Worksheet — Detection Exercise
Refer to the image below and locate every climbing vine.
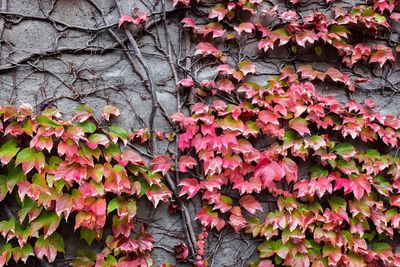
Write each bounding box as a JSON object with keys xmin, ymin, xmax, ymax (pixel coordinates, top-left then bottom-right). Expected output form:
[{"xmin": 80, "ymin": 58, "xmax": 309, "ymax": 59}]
[
  {"xmin": 0, "ymin": 0, "xmax": 400, "ymax": 266},
  {"xmin": 0, "ymin": 105, "xmax": 171, "ymax": 266}
]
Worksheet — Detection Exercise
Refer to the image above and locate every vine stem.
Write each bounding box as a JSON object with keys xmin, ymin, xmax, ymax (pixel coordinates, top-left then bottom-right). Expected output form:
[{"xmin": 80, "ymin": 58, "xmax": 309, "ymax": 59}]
[
  {"xmin": 113, "ymin": 0, "xmax": 198, "ymax": 258},
  {"xmin": 0, "ymin": 0, "xmax": 7, "ymax": 65},
  {"xmin": 113, "ymin": 0, "xmax": 158, "ymax": 155},
  {"xmin": 159, "ymin": 0, "xmax": 198, "ymax": 256}
]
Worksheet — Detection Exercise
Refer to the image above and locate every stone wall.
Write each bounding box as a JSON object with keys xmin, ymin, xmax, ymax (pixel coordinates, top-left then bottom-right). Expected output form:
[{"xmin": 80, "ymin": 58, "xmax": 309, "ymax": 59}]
[{"xmin": 0, "ymin": 0, "xmax": 399, "ymax": 266}]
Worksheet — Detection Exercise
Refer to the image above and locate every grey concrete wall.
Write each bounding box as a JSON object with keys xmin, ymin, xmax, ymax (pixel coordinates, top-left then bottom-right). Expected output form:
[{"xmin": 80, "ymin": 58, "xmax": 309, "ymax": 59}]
[{"xmin": 0, "ymin": 0, "xmax": 399, "ymax": 266}]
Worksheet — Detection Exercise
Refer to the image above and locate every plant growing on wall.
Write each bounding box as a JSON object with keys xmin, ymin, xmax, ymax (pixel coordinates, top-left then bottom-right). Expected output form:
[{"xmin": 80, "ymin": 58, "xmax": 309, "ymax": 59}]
[{"xmin": 0, "ymin": 0, "xmax": 400, "ymax": 266}]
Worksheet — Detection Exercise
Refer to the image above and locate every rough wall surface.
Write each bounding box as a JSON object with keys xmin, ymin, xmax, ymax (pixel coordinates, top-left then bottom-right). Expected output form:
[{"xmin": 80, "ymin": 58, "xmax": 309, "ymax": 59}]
[{"xmin": 0, "ymin": 0, "xmax": 399, "ymax": 266}]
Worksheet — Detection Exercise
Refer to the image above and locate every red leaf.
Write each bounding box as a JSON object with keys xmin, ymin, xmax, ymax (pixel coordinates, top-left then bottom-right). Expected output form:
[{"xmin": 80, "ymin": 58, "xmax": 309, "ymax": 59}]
[
  {"xmin": 228, "ymin": 207, "xmax": 247, "ymax": 233},
  {"xmin": 196, "ymin": 22, "xmax": 226, "ymax": 38},
  {"xmin": 217, "ymin": 79, "xmax": 235, "ymax": 93},
  {"xmin": 280, "ymin": 10, "xmax": 298, "ymax": 21},
  {"xmin": 34, "ymin": 234, "xmax": 64, "ymax": 263},
  {"xmin": 217, "ymin": 64, "xmax": 235, "ymax": 75},
  {"xmin": 234, "ymin": 22, "xmax": 255, "ymax": 34},
  {"xmin": 195, "ymin": 42, "xmax": 221, "ymax": 57},
  {"xmin": 209, "ymin": 4, "xmax": 228, "ymax": 21},
  {"xmin": 151, "ymin": 155, "xmax": 173, "ymax": 176},
  {"xmin": 87, "ymin": 133, "xmax": 109, "ymax": 149},
  {"xmin": 175, "ymin": 242, "xmax": 189, "ymax": 261},
  {"xmin": 177, "ymin": 78, "xmax": 194, "ymax": 88},
  {"xmin": 355, "ymin": 77, "xmax": 369, "ymax": 83},
  {"xmin": 280, "ymin": 157, "xmax": 298, "ymax": 183},
  {"xmin": 289, "ymin": 118, "xmax": 310, "ymax": 136},
  {"xmin": 55, "ymin": 194, "xmax": 73, "ymax": 220},
  {"xmin": 254, "ymin": 159, "xmax": 284, "ymax": 187},
  {"xmin": 173, "ymin": 0, "xmax": 190, "ymax": 7},
  {"xmin": 145, "ymin": 185, "xmax": 172, "ymax": 207},
  {"xmin": 57, "ymin": 140, "xmax": 78, "ymax": 158},
  {"xmin": 136, "ymin": 230, "xmax": 154, "ymax": 253},
  {"xmin": 233, "ymin": 176, "xmax": 262, "ymax": 195},
  {"xmin": 370, "ymin": 48, "xmax": 395, "ymax": 67},
  {"xmin": 374, "ymin": 0, "xmax": 395, "ymax": 13},
  {"xmin": 102, "ymin": 105, "xmax": 120, "ymax": 121},
  {"xmin": 258, "ymin": 110, "xmax": 279, "ymax": 125},
  {"xmin": 238, "ymin": 61, "xmax": 256, "ymax": 76},
  {"xmin": 103, "ymin": 163, "xmax": 131, "ymax": 195},
  {"xmin": 178, "ymin": 155, "xmax": 197, "ymax": 172},
  {"xmin": 296, "ymin": 30, "xmax": 317, "ymax": 47},
  {"xmin": 181, "ymin": 17, "xmax": 196, "ymax": 28},
  {"xmin": 179, "ymin": 178, "xmax": 200, "ymax": 199},
  {"xmin": 118, "ymin": 150, "xmax": 144, "ymax": 167},
  {"xmin": 119, "ymin": 15, "xmax": 135, "ymax": 27},
  {"xmin": 239, "ymin": 195, "xmax": 263, "ymax": 214},
  {"xmin": 15, "ymin": 148, "xmax": 46, "ymax": 175},
  {"xmin": 334, "ymin": 174, "xmax": 371, "ymax": 200},
  {"xmin": 195, "ymin": 206, "xmax": 225, "ymax": 230},
  {"xmin": 390, "ymin": 12, "xmax": 400, "ymax": 22},
  {"xmin": 55, "ymin": 162, "xmax": 87, "ymax": 185}
]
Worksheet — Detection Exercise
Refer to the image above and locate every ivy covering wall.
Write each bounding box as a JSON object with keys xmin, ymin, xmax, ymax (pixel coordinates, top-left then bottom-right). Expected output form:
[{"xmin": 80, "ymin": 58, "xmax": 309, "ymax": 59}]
[{"xmin": 0, "ymin": 0, "xmax": 400, "ymax": 266}]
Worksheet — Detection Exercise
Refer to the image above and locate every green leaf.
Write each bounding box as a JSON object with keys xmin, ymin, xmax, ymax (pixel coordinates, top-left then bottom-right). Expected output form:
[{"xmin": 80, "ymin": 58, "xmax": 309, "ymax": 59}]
[
  {"xmin": 23, "ymin": 120, "xmax": 33, "ymax": 136},
  {"xmin": 15, "ymin": 148, "xmax": 45, "ymax": 174},
  {"xmin": 6, "ymin": 165, "xmax": 25, "ymax": 193},
  {"xmin": 0, "ymin": 218, "xmax": 15, "ymax": 236},
  {"xmin": 105, "ymin": 125, "xmax": 129, "ymax": 142},
  {"xmin": 273, "ymin": 27, "xmax": 290, "ymax": 38},
  {"xmin": 0, "ymin": 243, "xmax": 12, "ymax": 265},
  {"xmin": 18, "ymin": 197, "xmax": 42, "ymax": 223},
  {"xmin": 35, "ymin": 115, "xmax": 61, "ymax": 128},
  {"xmin": 347, "ymin": 252, "xmax": 365, "ymax": 266},
  {"xmin": 330, "ymin": 25, "xmax": 350, "ymax": 34},
  {"xmin": 35, "ymin": 233, "xmax": 65, "ymax": 263},
  {"xmin": 0, "ymin": 175, "xmax": 7, "ymax": 201},
  {"xmin": 328, "ymin": 196, "xmax": 346, "ymax": 212},
  {"xmin": 80, "ymin": 228, "xmax": 96, "ymax": 246},
  {"xmin": 310, "ymin": 165, "xmax": 328, "ymax": 178},
  {"xmin": 314, "ymin": 46, "xmax": 322, "ymax": 56},
  {"xmin": 107, "ymin": 197, "xmax": 120, "ymax": 214},
  {"xmin": 77, "ymin": 121, "xmax": 97, "ymax": 133},
  {"xmin": 337, "ymin": 159, "xmax": 358, "ymax": 175},
  {"xmin": 366, "ymin": 149, "xmax": 380, "ymax": 158},
  {"xmin": 103, "ymin": 143, "xmax": 120, "ymax": 162},
  {"xmin": 334, "ymin": 143, "xmax": 354, "ymax": 156},
  {"xmin": 283, "ymin": 131, "xmax": 296, "ymax": 143},
  {"xmin": 30, "ymin": 212, "xmax": 61, "ymax": 238},
  {"xmin": 11, "ymin": 244, "xmax": 34, "ymax": 263},
  {"xmin": 372, "ymin": 242, "xmax": 392, "ymax": 252},
  {"xmin": 0, "ymin": 140, "xmax": 20, "ymax": 165},
  {"xmin": 75, "ymin": 104, "xmax": 93, "ymax": 113}
]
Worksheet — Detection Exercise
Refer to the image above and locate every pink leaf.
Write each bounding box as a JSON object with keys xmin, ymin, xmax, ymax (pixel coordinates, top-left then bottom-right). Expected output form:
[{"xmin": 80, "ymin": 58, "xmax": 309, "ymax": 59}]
[
  {"xmin": 280, "ymin": 157, "xmax": 298, "ymax": 184},
  {"xmin": 234, "ymin": 22, "xmax": 255, "ymax": 34},
  {"xmin": 151, "ymin": 155, "xmax": 173, "ymax": 176},
  {"xmin": 177, "ymin": 78, "xmax": 194, "ymax": 88},
  {"xmin": 102, "ymin": 105, "xmax": 120, "ymax": 121},
  {"xmin": 179, "ymin": 178, "xmax": 200, "ymax": 199},
  {"xmin": 181, "ymin": 17, "xmax": 196, "ymax": 28},
  {"xmin": 238, "ymin": 61, "xmax": 256, "ymax": 76},
  {"xmin": 258, "ymin": 110, "xmax": 279, "ymax": 125},
  {"xmin": 254, "ymin": 159, "xmax": 284, "ymax": 187},
  {"xmin": 217, "ymin": 79, "xmax": 235, "ymax": 93},
  {"xmin": 289, "ymin": 118, "xmax": 310, "ymax": 136},
  {"xmin": 119, "ymin": 15, "xmax": 135, "ymax": 27},
  {"xmin": 195, "ymin": 42, "xmax": 221, "ymax": 57},
  {"xmin": 239, "ymin": 195, "xmax": 263, "ymax": 214},
  {"xmin": 178, "ymin": 155, "xmax": 197, "ymax": 172},
  {"xmin": 175, "ymin": 242, "xmax": 189, "ymax": 261},
  {"xmin": 280, "ymin": 10, "xmax": 298, "ymax": 21}
]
